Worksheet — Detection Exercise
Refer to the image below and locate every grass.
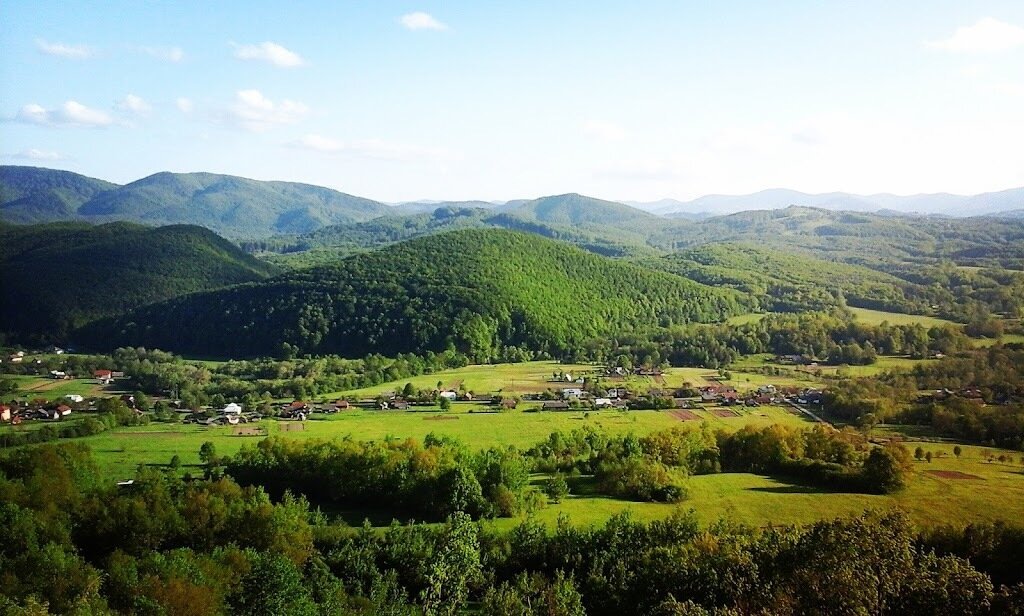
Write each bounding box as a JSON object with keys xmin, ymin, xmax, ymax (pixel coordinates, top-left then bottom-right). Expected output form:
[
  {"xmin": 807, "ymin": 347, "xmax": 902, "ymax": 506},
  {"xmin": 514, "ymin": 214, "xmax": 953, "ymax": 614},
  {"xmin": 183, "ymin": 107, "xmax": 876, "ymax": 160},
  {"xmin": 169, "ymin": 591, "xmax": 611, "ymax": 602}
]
[
  {"xmin": 66, "ymin": 404, "xmax": 816, "ymax": 482},
  {"xmin": 973, "ymin": 333, "xmax": 1024, "ymax": 348},
  {"xmin": 725, "ymin": 312, "xmax": 767, "ymax": 326},
  {"xmin": 848, "ymin": 307, "xmax": 961, "ymax": 328},
  {"xmin": 728, "ymin": 354, "xmax": 934, "ymax": 379},
  {"xmin": 324, "ymin": 361, "xmax": 598, "ymax": 398},
  {"xmin": 489, "ymin": 442, "xmax": 1024, "ymax": 531},
  {"xmin": 2, "ymin": 374, "xmax": 123, "ymax": 402}
]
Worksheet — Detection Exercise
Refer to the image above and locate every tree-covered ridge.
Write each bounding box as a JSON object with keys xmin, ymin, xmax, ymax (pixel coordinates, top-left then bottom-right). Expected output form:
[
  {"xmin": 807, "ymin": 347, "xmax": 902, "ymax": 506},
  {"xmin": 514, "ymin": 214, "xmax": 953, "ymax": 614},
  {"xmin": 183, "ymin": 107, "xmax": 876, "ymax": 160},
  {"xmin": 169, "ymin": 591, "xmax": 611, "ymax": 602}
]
[
  {"xmin": 653, "ymin": 243, "xmax": 953, "ymax": 315},
  {"xmin": 80, "ymin": 229, "xmax": 746, "ymax": 359},
  {"xmin": 0, "ymin": 166, "xmax": 391, "ymax": 237},
  {"xmin": 0, "ymin": 165, "xmax": 118, "ymax": 224},
  {"xmin": 654, "ymin": 205, "xmax": 1024, "ymax": 268},
  {"xmin": 0, "ymin": 222, "xmax": 278, "ymax": 342}
]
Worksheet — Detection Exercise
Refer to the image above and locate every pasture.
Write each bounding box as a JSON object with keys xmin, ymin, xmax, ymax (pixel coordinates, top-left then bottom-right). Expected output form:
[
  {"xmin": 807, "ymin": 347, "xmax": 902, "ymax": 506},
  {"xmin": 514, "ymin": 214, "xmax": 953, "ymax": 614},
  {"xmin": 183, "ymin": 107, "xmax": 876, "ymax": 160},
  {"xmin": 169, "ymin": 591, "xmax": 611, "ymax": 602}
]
[
  {"xmin": 488, "ymin": 441, "xmax": 1024, "ymax": 531},
  {"xmin": 848, "ymin": 307, "xmax": 961, "ymax": 328}
]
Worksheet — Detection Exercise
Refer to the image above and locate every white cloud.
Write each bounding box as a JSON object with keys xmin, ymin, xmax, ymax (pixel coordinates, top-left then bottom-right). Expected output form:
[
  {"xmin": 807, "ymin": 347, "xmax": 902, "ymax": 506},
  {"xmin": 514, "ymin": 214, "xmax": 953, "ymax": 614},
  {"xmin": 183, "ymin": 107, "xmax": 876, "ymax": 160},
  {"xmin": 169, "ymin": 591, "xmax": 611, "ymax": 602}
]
[
  {"xmin": 581, "ymin": 119, "xmax": 629, "ymax": 141},
  {"xmin": 10, "ymin": 148, "xmax": 65, "ymax": 161},
  {"xmin": 294, "ymin": 134, "xmax": 343, "ymax": 152},
  {"xmin": 400, "ymin": 12, "xmax": 448, "ymax": 31},
  {"xmin": 228, "ymin": 90, "xmax": 308, "ymax": 131},
  {"xmin": 15, "ymin": 101, "xmax": 113, "ymax": 127},
  {"xmin": 35, "ymin": 39, "xmax": 95, "ymax": 59},
  {"xmin": 291, "ymin": 133, "xmax": 454, "ymax": 162},
  {"xmin": 926, "ymin": 17, "xmax": 1024, "ymax": 53},
  {"xmin": 176, "ymin": 97, "xmax": 194, "ymax": 113},
  {"xmin": 993, "ymin": 82, "xmax": 1024, "ymax": 97},
  {"xmin": 117, "ymin": 94, "xmax": 151, "ymax": 116},
  {"xmin": 232, "ymin": 41, "xmax": 305, "ymax": 67},
  {"xmin": 138, "ymin": 45, "xmax": 184, "ymax": 62}
]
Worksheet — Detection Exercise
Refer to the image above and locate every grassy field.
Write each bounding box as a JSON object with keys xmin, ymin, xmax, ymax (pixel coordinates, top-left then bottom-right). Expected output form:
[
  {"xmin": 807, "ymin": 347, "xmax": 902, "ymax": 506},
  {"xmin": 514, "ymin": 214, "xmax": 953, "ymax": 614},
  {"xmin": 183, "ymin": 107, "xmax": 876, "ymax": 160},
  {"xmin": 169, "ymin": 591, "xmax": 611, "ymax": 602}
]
[
  {"xmin": 848, "ymin": 307, "xmax": 961, "ymax": 328},
  {"xmin": 325, "ymin": 361, "xmax": 599, "ymax": 398},
  {"xmin": 487, "ymin": 442, "xmax": 1024, "ymax": 531},
  {"xmin": 1, "ymin": 374, "xmax": 123, "ymax": 402},
  {"xmin": 68, "ymin": 403, "xmax": 818, "ymax": 482},
  {"xmin": 728, "ymin": 354, "xmax": 934, "ymax": 379}
]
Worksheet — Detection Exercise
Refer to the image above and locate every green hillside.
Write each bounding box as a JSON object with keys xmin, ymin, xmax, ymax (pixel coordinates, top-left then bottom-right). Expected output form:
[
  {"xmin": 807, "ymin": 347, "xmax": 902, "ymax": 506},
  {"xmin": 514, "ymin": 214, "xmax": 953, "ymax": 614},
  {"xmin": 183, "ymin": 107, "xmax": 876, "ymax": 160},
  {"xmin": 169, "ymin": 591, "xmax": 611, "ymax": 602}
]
[
  {"xmin": 0, "ymin": 222, "xmax": 278, "ymax": 342},
  {"xmin": 80, "ymin": 229, "xmax": 746, "ymax": 358},
  {"xmin": 0, "ymin": 166, "xmax": 118, "ymax": 223},
  {"xmin": 0, "ymin": 166, "xmax": 391, "ymax": 237},
  {"xmin": 653, "ymin": 243, "xmax": 950, "ymax": 315},
  {"xmin": 654, "ymin": 206, "xmax": 1024, "ymax": 267}
]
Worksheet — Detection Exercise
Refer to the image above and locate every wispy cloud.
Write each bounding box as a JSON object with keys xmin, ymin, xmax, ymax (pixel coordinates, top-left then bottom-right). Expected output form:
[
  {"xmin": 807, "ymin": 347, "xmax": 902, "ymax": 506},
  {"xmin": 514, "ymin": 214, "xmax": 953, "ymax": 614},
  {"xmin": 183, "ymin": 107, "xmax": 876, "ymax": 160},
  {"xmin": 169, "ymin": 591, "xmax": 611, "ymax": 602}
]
[
  {"xmin": 231, "ymin": 41, "xmax": 305, "ymax": 67},
  {"xmin": 400, "ymin": 12, "xmax": 448, "ymax": 31},
  {"xmin": 581, "ymin": 119, "xmax": 629, "ymax": 142},
  {"xmin": 8, "ymin": 148, "xmax": 66, "ymax": 161},
  {"xmin": 926, "ymin": 17, "xmax": 1024, "ymax": 53},
  {"xmin": 137, "ymin": 45, "xmax": 184, "ymax": 62},
  {"xmin": 35, "ymin": 39, "xmax": 95, "ymax": 59},
  {"xmin": 176, "ymin": 97, "xmax": 194, "ymax": 113},
  {"xmin": 227, "ymin": 90, "xmax": 308, "ymax": 131},
  {"xmin": 291, "ymin": 133, "xmax": 455, "ymax": 162},
  {"xmin": 116, "ymin": 94, "xmax": 151, "ymax": 116},
  {"xmin": 15, "ymin": 101, "xmax": 113, "ymax": 128}
]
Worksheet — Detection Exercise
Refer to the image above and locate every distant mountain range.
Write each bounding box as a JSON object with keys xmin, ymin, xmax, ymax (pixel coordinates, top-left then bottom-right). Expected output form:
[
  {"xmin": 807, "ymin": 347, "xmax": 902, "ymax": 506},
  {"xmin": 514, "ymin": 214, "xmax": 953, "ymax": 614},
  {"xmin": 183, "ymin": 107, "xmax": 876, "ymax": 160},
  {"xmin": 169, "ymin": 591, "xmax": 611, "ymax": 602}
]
[
  {"xmin": 627, "ymin": 187, "xmax": 1024, "ymax": 217},
  {"xmin": 2, "ymin": 166, "xmax": 1022, "ymax": 239}
]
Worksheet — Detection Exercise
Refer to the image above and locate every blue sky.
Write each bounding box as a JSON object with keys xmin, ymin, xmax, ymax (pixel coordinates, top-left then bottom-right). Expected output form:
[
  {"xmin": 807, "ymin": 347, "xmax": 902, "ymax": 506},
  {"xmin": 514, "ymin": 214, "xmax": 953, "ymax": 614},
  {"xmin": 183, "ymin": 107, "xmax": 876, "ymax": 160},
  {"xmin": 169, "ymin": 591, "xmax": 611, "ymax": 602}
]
[{"xmin": 2, "ymin": 1, "xmax": 1024, "ymax": 202}]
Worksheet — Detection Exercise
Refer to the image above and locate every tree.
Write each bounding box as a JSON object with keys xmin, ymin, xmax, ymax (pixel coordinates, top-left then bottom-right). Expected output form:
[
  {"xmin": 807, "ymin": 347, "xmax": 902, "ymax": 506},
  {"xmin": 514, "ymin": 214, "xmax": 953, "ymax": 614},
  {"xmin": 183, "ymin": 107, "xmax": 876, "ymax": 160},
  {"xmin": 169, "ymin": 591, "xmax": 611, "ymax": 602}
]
[
  {"xmin": 198, "ymin": 442, "xmax": 218, "ymax": 467},
  {"xmin": 862, "ymin": 446, "xmax": 909, "ymax": 494},
  {"xmin": 420, "ymin": 513, "xmax": 482, "ymax": 616},
  {"xmin": 915, "ymin": 446, "xmax": 925, "ymax": 461},
  {"xmin": 953, "ymin": 445, "xmax": 962, "ymax": 459},
  {"xmin": 229, "ymin": 551, "xmax": 316, "ymax": 616},
  {"xmin": 925, "ymin": 451, "xmax": 933, "ymax": 463},
  {"xmin": 544, "ymin": 473, "xmax": 569, "ymax": 503},
  {"xmin": 402, "ymin": 382, "xmax": 416, "ymax": 398},
  {"xmin": 439, "ymin": 396, "xmax": 451, "ymax": 411}
]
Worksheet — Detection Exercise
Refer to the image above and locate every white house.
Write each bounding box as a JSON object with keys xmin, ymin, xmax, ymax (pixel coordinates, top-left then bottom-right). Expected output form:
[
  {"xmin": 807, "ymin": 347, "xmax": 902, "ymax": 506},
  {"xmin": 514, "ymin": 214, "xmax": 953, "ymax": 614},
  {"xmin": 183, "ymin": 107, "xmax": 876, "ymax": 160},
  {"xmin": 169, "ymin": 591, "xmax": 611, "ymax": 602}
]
[
  {"xmin": 594, "ymin": 398, "xmax": 613, "ymax": 408},
  {"xmin": 562, "ymin": 388, "xmax": 584, "ymax": 399},
  {"xmin": 439, "ymin": 391, "xmax": 458, "ymax": 400},
  {"xmin": 65, "ymin": 394, "xmax": 84, "ymax": 403},
  {"xmin": 223, "ymin": 402, "xmax": 243, "ymax": 415},
  {"xmin": 50, "ymin": 370, "xmax": 67, "ymax": 379}
]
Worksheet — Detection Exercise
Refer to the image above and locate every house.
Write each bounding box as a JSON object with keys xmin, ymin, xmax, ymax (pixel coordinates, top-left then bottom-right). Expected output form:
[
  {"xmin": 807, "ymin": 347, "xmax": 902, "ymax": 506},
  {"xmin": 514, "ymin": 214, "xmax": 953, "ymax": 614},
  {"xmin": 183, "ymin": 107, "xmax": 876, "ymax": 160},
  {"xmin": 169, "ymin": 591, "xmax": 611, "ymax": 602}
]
[
  {"xmin": 500, "ymin": 398, "xmax": 518, "ymax": 410},
  {"xmin": 94, "ymin": 369, "xmax": 113, "ymax": 384},
  {"xmin": 120, "ymin": 394, "xmax": 136, "ymax": 408},
  {"xmin": 672, "ymin": 398, "xmax": 691, "ymax": 409},
  {"xmin": 286, "ymin": 401, "xmax": 308, "ymax": 413},
  {"xmin": 8, "ymin": 352, "xmax": 25, "ymax": 363},
  {"xmin": 439, "ymin": 391, "xmax": 458, "ymax": 401},
  {"xmin": 223, "ymin": 402, "xmax": 243, "ymax": 415},
  {"xmin": 65, "ymin": 394, "xmax": 84, "ymax": 403},
  {"xmin": 51, "ymin": 346, "xmax": 65, "ymax": 355},
  {"xmin": 391, "ymin": 401, "xmax": 410, "ymax": 410},
  {"xmin": 543, "ymin": 400, "xmax": 570, "ymax": 410},
  {"xmin": 50, "ymin": 370, "xmax": 67, "ymax": 379},
  {"xmin": 594, "ymin": 398, "xmax": 613, "ymax": 408},
  {"xmin": 561, "ymin": 388, "xmax": 583, "ymax": 399}
]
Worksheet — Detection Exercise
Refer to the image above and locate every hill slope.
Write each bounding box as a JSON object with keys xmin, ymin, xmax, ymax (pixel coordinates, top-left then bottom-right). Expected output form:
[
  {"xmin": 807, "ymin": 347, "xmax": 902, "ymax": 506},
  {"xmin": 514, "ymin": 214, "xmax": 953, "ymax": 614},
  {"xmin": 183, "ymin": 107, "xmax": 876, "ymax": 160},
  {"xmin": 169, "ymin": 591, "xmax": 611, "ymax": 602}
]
[
  {"xmin": 652, "ymin": 243, "xmax": 951, "ymax": 315},
  {"xmin": 0, "ymin": 166, "xmax": 119, "ymax": 223},
  {"xmin": 0, "ymin": 222, "xmax": 278, "ymax": 342},
  {"xmin": 0, "ymin": 166, "xmax": 391, "ymax": 237},
  {"xmin": 80, "ymin": 229, "xmax": 745, "ymax": 358}
]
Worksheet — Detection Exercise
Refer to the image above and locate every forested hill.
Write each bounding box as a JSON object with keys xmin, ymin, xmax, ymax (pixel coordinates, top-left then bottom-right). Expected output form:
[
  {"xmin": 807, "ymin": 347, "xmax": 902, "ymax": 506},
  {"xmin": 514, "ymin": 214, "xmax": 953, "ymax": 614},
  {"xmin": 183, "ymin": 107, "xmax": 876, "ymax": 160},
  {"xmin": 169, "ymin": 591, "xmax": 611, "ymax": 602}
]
[
  {"xmin": 0, "ymin": 166, "xmax": 390, "ymax": 237},
  {"xmin": 0, "ymin": 166, "xmax": 118, "ymax": 223},
  {"xmin": 79, "ymin": 229, "xmax": 746, "ymax": 359},
  {"xmin": 653, "ymin": 244, "xmax": 958, "ymax": 316},
  {"xmin": 0, "ymin": 222, "xmax": 278, "ymax": 343},
  {"xmin": 655, "ymin": 206, "xmax": 1024, "ymax": 267}
]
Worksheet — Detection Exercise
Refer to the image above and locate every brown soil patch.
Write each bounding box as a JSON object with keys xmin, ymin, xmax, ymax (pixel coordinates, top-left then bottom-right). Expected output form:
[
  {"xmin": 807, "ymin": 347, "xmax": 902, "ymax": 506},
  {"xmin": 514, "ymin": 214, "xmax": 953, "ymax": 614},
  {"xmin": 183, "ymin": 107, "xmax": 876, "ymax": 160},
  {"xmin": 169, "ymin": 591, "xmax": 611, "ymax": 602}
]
[
  {"xmin": 424, "ymin": 415, "xmax": 459, "ymax": 421},
  {"xmin": 279, "ymin": 423, "xmax": 305, "ymax": 432},
  {"xmin": 233, "ymin": 427, "xmax": 266, "ymax": 436},
  {"xmin": 925, "ymin": 469, "xmax": 984, "ymax": 480},
  {"xmin": 669, "ymin": 410, "xmax": 700, "ymax": 421},
  {"xmin": 711, "ymin": 408, "xmax": 740, "ymax": 418},
  {"xmin": 653, "ymin": 375, "xmax": 667, "ymax": 385}
]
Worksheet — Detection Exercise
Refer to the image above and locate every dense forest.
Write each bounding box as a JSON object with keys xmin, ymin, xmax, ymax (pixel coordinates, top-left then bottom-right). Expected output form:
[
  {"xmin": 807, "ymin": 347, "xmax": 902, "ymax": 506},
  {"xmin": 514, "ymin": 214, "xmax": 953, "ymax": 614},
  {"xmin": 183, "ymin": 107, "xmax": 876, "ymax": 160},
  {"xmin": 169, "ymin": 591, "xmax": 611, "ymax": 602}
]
[
  {"xmin": 78, "ymin": 230, "xmax": 745, "ymax": 359},
  {"xmin": 0, "ymin": 222, "xmax": 277, "ymax": 342},
  {"xmin": 2, "ymin": 440, "xmax": 1022, "ymax": 615}
]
